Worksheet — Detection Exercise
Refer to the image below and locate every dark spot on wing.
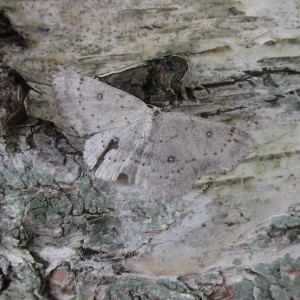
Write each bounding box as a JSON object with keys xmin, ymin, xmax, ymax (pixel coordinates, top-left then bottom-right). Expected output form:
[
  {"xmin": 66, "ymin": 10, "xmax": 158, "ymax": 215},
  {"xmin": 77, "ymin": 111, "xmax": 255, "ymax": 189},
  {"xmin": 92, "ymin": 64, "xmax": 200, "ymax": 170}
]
[
  {"xmin": 167, "ymin": 155, "xmax": 176, "ymax": 163},
  {"xmin": 206, "ymin": 130, "xmax": 213, "ymax": 138},
  {"xmin": 97, "ymin": 93, "xmax": 103, "ymax": 100}
]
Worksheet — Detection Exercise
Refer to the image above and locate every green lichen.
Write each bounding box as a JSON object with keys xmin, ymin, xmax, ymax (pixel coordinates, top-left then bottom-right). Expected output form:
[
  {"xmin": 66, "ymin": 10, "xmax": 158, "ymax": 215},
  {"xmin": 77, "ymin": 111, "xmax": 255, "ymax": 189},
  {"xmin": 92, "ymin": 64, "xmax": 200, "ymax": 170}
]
[
  {"xmin": 86, "ymin": 216, "xmax": 123, "ymax": 252},
  {"xmin": 248, "ymin": 255, "xmax": 300, "ymax": 299},
  {"xmin": 270, "ymin": 215, "xmax": 300, "ymax": 230},
  {"xmin": 100, "ymin": 275, "xmax": 195, "ymax": 300},
  {"xmin": 254, "ymin": 275, "xmax": 272, "ymax": 299},
  {"xmin": 232, "ymin": 258, "xmax": 242, "ymax": 265},
  {"xmin": 232, "ymin": 278, "xmax": 255, "ymax": 300}
]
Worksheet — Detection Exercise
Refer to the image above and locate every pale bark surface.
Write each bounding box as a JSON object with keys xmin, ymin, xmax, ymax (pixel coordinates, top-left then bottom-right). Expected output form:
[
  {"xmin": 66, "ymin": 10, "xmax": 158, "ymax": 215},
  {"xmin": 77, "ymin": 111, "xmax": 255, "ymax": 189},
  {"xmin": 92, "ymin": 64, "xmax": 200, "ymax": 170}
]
[{"xmin": 0, "ymin": 1, "xmax": 299, "ymax": 299}]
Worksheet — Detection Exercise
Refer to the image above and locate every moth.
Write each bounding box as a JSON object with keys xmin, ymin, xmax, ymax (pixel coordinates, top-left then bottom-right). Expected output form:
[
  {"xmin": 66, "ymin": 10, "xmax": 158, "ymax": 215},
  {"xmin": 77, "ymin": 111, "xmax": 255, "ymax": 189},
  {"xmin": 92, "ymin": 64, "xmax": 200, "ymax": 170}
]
[{"xmin": 52, "ymin": 71, "xmax": 254, "ymax": 199}]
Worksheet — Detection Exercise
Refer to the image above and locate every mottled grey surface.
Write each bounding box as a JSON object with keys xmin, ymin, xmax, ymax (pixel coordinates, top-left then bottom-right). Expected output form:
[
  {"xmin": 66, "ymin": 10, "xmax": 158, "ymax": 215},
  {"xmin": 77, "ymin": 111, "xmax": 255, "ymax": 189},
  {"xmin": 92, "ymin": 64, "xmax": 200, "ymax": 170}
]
[
  {"xmin": 0, "ymin": 0, "xmax": 300, "ymax": 299},
  {"xmin": 53, "ymin": 71, "xmax": 254, "ymax": 199}
]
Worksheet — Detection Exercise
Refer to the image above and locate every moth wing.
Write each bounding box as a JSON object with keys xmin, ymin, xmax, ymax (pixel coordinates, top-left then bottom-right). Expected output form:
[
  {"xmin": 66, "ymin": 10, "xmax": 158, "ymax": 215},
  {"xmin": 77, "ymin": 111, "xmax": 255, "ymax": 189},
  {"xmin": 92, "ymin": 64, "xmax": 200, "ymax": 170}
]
[
  {"xmin": 84, "ymin": 115, "xmax": 152, "ymax": 184},
  {"xmin": 134, "ymin": 112, "xmax": 254, "ymax": 199},
  {"xmin": 52, "ymin": 71, "xmax": 150, "ymax": 136}
]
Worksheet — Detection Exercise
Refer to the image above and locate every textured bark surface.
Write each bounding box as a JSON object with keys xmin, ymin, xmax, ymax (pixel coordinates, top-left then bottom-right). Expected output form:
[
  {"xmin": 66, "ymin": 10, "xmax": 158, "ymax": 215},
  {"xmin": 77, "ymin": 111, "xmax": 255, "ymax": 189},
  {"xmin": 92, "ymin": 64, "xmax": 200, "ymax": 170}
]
[{"xmin": 0, "ymin": 1, "xmax": 300, "ymax": 299}]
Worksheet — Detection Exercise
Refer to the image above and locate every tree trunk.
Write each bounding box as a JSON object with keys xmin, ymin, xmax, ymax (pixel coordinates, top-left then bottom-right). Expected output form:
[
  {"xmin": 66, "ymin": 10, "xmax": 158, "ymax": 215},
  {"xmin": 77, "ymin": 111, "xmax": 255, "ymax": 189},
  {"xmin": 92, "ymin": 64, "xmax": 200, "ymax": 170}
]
[{"xmin": 0, "ymin": 1, "xmax": 299, "ymax": 299}]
